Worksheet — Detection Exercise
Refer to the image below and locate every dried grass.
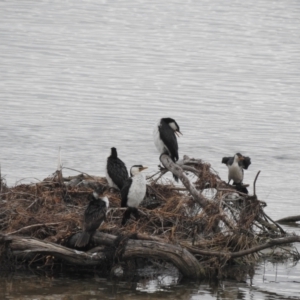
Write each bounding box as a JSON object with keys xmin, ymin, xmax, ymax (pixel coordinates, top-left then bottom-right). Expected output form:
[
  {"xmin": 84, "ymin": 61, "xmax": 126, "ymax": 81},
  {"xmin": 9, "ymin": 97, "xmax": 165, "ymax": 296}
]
[{"xmin": 0, "ymin": 162, "xmax": 286, "ymax": 277}]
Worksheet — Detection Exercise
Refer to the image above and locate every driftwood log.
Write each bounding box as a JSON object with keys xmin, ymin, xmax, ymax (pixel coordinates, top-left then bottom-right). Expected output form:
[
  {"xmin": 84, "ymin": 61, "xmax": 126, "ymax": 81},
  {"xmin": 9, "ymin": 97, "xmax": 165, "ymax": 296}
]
[
  {"xmin": 2, "ymin": 231, "xmax": 299, "ymax": 277},
  {"xmin": 0, "ymin": 232, "xmax": 204, "ymax": 278},
  {"xmin": 276, "ymin": 215, "xmax": 300, "ymax": 224}
]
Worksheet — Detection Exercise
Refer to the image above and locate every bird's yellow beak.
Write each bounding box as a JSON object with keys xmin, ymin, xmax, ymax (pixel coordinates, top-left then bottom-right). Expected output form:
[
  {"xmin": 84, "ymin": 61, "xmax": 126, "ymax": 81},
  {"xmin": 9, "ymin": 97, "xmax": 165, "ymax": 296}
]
[
  {"xmin": 175, "ymin": 131, "xmax": 182, "ymax": 138},
  {"xmin": 139, "ymin": 166, "xmax": 148, "ymax": 172}
]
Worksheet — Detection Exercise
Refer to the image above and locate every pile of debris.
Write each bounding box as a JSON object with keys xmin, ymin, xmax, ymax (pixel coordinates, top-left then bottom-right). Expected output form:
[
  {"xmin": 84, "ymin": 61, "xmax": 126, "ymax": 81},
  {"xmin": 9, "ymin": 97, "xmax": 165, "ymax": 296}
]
[{"xmin": 0, "ymin": 154, "xmax": 299, "ymax": 280}]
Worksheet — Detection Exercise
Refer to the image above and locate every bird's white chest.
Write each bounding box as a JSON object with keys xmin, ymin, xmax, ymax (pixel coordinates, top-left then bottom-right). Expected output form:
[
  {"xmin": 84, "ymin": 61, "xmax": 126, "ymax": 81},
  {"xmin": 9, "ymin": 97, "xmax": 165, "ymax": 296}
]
[
  {"xmin": 228, "ymin": 163, "xmax": 243, "ymax": 183},
  {"xmin": 127, "ymin": 174, "xmax": 146, "ymax": 207},
  {"xmin": 153, "ymin": 124, "xmax": 168, "ymax": 154},
  {"xmin": 105, "ymin": 167, "xmax": 119, "ymax": 189}
]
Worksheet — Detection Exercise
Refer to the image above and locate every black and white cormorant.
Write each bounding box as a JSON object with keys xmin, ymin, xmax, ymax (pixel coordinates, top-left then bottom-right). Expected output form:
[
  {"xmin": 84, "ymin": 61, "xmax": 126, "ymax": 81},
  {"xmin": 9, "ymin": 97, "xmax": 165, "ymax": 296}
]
[
  {"xmin": 75, "ymin": 192, "xmax": 109, "ymax": 248},
  {"xmin": 121, "ymin": 165, "xmax": 148, "ymax": 226},
  {"xmin": 222, "ymin": 153, "xmax": 251, "ymax": 194},
  {"xmin": 153, "ymin": 117, "xmax": 182, "ymax": 181},
  {"xmin": 106, "ymin": 147, "xmax": 129, "ymax": 190},
  {"xmin": 153, "ymin": 117, "xmax": 182, "ymax": 162}
]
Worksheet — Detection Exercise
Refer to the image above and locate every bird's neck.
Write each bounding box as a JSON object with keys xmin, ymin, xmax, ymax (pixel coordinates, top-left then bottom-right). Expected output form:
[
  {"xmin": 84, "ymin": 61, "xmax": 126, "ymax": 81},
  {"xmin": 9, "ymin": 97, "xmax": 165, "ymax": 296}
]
[
  {"xmin": 233, "ymin": 156, "xmax": 239, "ymax": 164},
  {"xmin": 133, "ymin": 173, "xmax": 144, "ymax": 180}
]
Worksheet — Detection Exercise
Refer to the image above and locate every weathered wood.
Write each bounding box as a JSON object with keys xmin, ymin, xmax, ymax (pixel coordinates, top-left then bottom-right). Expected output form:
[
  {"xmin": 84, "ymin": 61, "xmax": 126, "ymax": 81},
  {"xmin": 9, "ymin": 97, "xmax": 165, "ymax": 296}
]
[
  {"xmin": 253, "ymin": 170, "xmax": 261, "ymax": 196},
  {"xmin": 123, "ymin": 239, "xmax": 205, "ymax": 278},
  {"xmin": 0, "ymin": 232, "xmax": 204, "ymax": 279},
  {"xmin": 8, "ymin": 223, "xmax": 61, "ymax": 235},
  {"xmin": 255, "ymin": 216, "xmax": 279, "ymax": 232},
  {"xmin": 92, "ymin": 232, "xmax": 117, "ymax": 246},
  {"xmin": 262, "ymin": 211, "xmax": 286, "ymax": 234},
  {"xmin": 276, "ymin": 215, "xmax": 300, "ymax": 223},
  {"xmin": 93, "ymin": 232, "xmax": 204, "ymax": 278},
  {"xmin": 92, "ymin": 232, "xmax": 166, "ymax": 245},
  {"xmin": 160, "ymin": 154, "xmax": 210, "ymax": 208},
  {"xmin": 0, "ymin": 233, "xmax": 107, "ymax": 265},
  {"xmin": 159, "ymin": 154, "xmax": 236, "ymax": 230},
  {"xmin": 1, "ymin": 229, "xmax": 300, "ymax": 278},
  {"xmin": 183, "ymin": 235, "xmax": 300, "ymax": 258},
  {"xmin": 93, "ymin": 232, "xmax": 300, "ymax": 263}
]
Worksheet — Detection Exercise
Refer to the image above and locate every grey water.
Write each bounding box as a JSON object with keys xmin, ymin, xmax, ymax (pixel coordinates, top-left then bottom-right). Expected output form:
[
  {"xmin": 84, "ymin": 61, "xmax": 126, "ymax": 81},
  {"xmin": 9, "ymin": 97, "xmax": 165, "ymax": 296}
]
[{"xmin": 0, "ymin": 0, "xmax": 300, "ymax": 299}]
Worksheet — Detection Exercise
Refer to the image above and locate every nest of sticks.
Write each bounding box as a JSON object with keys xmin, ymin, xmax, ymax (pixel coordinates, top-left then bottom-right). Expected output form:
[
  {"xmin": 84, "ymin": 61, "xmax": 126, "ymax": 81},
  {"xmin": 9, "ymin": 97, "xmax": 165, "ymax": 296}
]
[{"xmin": 0, "ymin": 154, "xmax": 299, "ymax": 280}]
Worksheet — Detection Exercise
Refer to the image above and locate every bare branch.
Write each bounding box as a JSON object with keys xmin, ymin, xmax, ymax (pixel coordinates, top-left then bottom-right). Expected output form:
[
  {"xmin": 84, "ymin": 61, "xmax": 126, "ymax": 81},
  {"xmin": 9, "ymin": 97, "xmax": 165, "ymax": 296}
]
[
  {"xmin": 276, "ymin": 215, "xmax": 300, "ymax": 223},
  {"xmin": 160, "ymin": 154, "xmax": 209, "ymax": 208},
  {"xmin": 253, "ymin": 170, "xmax": 261, "ymax": 197},
  {"xmin": 7, "ymin": 223, "xmax": 61, "ymax": 235},
  {"xmin": 159, "ymin": 154, "xmax": 236, "ymax": 230},
  {"xmin": 184, "ymin": 235, "xmax": 300, "ymax": 258}
]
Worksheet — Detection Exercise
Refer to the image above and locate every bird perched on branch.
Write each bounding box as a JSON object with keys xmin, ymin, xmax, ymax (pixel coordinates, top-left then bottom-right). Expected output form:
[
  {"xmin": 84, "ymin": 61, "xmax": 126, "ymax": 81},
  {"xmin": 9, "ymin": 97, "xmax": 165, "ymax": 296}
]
[
  {"xmin": 121, "ymin": 165, "xmax": 148, "ymax": 226},
  {"xmin": 222, "ymin": 153, "xmax": 251, "ymax": 194},
  {"xmin": 75, "ymin": 192, "xmax": 109, "ymax": 248},
  {"xmin": 153, "ymin": 117, "xmax": 182, "ymax": 181},
  {"xmin": 106, "ymin": 147, "xmax": 129, "ymax": 190}
]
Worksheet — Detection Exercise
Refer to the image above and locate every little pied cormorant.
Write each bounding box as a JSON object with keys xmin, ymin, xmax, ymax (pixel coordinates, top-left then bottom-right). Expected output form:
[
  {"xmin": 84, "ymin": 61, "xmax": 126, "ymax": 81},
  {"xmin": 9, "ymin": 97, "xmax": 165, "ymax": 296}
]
[
  {"xmin": 121, "ymin": 165, "xmax": 148, "ymax": 226},
  {"xmin": 153, "ymin": 117, "xmax": 182, "ymax": 181},
  {"xmin": 222, "ymin": 153, "xmax": 251, "ymax": 194},
  {"xmin": 106, "ymin": 147, "xmax": 129, "ymax": 190},
  {"xmin": 153, "ymin": 118, "xmax": 182, "ymax": 162},
  {"xmin": 75, "ymin": 192, "xmax": 109, "ymax": 248}
]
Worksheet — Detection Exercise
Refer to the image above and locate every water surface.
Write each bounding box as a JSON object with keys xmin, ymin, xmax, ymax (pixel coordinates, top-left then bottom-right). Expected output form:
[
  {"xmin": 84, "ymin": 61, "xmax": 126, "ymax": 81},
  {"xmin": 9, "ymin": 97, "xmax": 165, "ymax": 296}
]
[{"xmin": 0, "ymin": 0, "xmax": 300, "ymax": 298}]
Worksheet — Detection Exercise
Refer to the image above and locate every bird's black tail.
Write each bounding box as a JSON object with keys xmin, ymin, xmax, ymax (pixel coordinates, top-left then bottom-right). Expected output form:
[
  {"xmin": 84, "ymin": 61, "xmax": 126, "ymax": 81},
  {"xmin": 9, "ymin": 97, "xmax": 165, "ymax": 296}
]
[
  {"xmin": 234, "ymin": 183, "xmax": 248, "ymax": 194},
  {"xmin": 171, "ymin": 155, "xmax": 179, "ymax": 182},
  {"xmin": 74, "ymin": 231, "xmax": 91, "ymax": 248}
]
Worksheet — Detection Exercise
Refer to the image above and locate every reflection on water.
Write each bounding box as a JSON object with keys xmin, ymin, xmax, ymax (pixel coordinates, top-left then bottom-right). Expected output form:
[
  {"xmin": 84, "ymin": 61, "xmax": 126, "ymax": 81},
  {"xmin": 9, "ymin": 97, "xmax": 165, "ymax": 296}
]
[
  {"xmin": 1, "ymin": 0, "xmax": 300, "ymax": 298},
  {"xmin": 0, "ymin": 265, "xmax": 299, "ymax": 300},
  {"xmin": 0, "ymin": 272, "xmax": 249, "ymax": 300},
  {"xmin": 253, "ymin": 261, "xmax": 300, "ymax": 300}
]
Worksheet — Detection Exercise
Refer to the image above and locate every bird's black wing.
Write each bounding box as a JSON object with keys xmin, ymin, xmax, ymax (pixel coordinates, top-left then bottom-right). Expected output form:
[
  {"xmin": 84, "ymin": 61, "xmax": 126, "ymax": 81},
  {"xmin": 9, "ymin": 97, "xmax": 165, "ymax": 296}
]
[
  {"xmin": 159, "ymin": 122, "xmax": 179, "ymax": 161},
  {"xmin": 84, "ymin": 200, "xmax": 107, "ymax": 232},
  {"xmin": 222, "ymin": 156, "xmax": 233, "ymax": 166},
  {"xmin": 121, "ymin": 178, "xmax": 133, "ymax": 208},
  {"xmin": 107, "ymin": 157, "xmax": 129, "ymax": 189},
  {"xmin": 239, "ymin": 156, "xmax": 251, "ymax": 170}
]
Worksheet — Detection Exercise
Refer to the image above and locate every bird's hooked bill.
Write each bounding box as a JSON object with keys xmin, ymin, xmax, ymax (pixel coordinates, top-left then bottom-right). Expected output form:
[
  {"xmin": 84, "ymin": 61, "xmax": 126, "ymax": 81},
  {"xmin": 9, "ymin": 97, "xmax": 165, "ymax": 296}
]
[
  {"xmin": 175, "ymin": 131, "xmax": 183, "ymax": 137},
  {"xmin": 139, "ymin": 166, "xmax": 148, "ymax": 171}
]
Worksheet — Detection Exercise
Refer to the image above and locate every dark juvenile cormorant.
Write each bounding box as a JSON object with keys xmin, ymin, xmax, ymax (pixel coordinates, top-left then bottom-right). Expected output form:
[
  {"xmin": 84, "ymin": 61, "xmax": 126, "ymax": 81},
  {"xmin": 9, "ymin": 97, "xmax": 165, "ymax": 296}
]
[
  {"xmin": 75, "ymin": 192, "xmax": 109, "ymax": 248},
  {"xmin": 106, "ymin": 147, "xmax": 129, "ymax": 190},
  {"xmin": 222, "ymin": 153, "xmax": 251, "ymax": 194},
  {"xmin": 121, "ymin": 165, "xmax": 147, "ymax": 226},
  {"xmin": 153, "ymin": 117, "xmax": 182, "ymax": 181}
]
